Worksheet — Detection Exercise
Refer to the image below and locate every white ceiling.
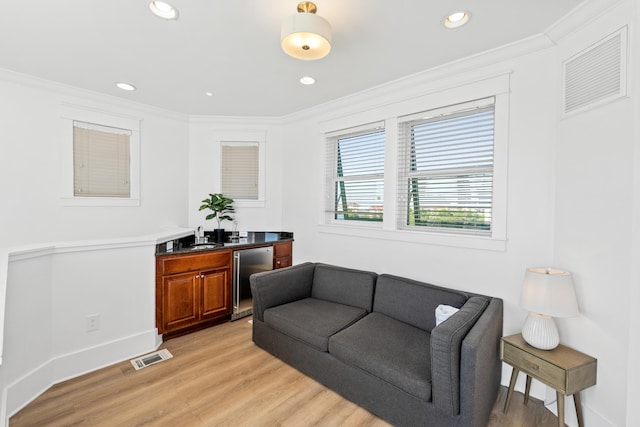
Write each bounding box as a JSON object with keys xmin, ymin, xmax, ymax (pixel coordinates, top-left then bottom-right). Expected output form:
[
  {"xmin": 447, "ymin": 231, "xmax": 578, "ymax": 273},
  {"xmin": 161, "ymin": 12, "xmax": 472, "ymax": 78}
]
[{"xmin": 0, "ymin": 0, "xmax": 584, "ymax": 117}]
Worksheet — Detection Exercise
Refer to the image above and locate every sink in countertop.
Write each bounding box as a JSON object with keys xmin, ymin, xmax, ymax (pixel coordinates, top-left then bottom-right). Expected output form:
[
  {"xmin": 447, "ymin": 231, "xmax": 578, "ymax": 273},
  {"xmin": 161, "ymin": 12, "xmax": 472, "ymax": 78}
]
[{"xmin": 189, "ymin": 244, "xmax": 222, "ymax": 250}]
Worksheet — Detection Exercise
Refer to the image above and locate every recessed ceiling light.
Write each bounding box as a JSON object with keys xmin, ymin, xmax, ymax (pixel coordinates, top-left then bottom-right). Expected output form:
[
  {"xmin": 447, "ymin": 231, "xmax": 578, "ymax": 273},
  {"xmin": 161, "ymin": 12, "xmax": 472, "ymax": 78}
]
[
  {"xmin": 205, "ymin": 91, "xmax": 214, "ymax": 97},
  {"xmin": 116, "ymin": 82, "xmax": 137, "ymax": 91},
  {"xmin": 149, "ymin": 1, "xmax": 179, "ymax": 20},
  {"xmin": 300, "ymin": 76, "xmax": 316, "ymax": 85},
  {"xmin": 443, "ymin": 11, "xmax": 470, "ymax": 29}
]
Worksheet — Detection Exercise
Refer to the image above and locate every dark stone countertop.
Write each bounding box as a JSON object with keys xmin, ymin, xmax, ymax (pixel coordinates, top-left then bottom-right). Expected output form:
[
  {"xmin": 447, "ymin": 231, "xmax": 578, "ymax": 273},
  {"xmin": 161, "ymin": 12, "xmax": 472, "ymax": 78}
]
[{"xmin": 155, "ymin": 231, "xmax": 294, "ymax": 256}]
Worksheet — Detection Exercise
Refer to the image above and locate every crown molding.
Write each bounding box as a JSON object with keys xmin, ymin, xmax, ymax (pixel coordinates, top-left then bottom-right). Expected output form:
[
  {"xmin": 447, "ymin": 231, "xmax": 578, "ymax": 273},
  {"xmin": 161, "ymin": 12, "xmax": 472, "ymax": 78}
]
[
  {"xmin": 0, "ymin": 67, "xmax": 188, "ymax": 123},
  {"xmin": 545, "ymin": 0, "xmax": 625, "ymax": 43},
  {"xmin": 282, "ymin": 33, "xmax": 551, "ymax": 125},
  {"xmin": 188, "ymin": 114, "xmax": 281, "ymax": 127}
]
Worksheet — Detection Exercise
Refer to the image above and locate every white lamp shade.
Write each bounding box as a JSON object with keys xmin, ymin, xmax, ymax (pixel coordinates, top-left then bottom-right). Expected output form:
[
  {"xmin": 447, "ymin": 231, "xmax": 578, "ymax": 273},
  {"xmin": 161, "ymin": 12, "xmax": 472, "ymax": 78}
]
[
  {"xmin": 520, "ymin": 267, "xmax": 579, "ymax": 318},
  {"xmin": 281, "ymin": 12, "xmax": 331, "ymax": 60}
]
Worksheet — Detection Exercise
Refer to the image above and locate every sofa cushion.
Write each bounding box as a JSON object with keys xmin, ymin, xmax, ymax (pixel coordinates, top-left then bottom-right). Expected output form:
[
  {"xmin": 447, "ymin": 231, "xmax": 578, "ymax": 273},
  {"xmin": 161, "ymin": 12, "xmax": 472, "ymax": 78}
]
[
  {"xmin": 373, "ymin": 274, "xmax": 468, "ymax": 332},
  {"xmin": 311, "ymin": 264, "xmax": 377, "ymax": 312},
  {"xmin": 431, "ymin": 296, "xmax": 490, "ymax": 416},
  {"xmin": 250, "ymin": 262, "xmax": 316, "ymax": 322},
  {"xmin": 263, "ymin": 298, "xmax": 368, "ymax": 352},
  {"xmin": 328, "ymin": 312, "xmax": 432, "ymax": 401}
]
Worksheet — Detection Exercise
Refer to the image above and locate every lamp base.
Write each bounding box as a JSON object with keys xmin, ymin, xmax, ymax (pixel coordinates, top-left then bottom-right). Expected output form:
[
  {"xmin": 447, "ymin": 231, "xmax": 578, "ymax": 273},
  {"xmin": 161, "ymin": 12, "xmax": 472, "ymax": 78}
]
[{"xmin": 522, "ymin": 312, "xmax": 559, "ymax": 350}]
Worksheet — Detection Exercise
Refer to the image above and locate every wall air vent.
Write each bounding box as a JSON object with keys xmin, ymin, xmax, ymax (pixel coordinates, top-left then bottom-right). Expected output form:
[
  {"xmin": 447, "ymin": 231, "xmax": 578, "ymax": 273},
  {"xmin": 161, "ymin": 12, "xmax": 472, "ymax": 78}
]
[
  {"xmin": 563, "ymin": 26, "xmax": 627, "ymax": 116},
  {"xmin": 130, "ymin": 349, "xmax": 173, "ymax": 370}
]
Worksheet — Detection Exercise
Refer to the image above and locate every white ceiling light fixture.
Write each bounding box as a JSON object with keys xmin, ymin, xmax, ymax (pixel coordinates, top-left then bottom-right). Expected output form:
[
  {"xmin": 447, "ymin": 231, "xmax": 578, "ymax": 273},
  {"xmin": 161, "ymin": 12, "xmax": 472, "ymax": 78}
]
[
  {"xmin": 116, "ymin": 82, "xmax": 137, "ymax": 91},
  {"xmin": 443, "ymin": 11, "xmax": 470, "ymax": 29},
  {"xmin": 149, "ymin": 1, "xmax": 179, "ymax": 20},
  {"xmin": 205, "ymin": 91, "xmax": 214, "ymax": 97},
  {"xmin": 281, "ymin": 2, "xmax": 331, "ymax": 60},
  {"xmin": 299, "ymin": 76, "xmax": 316, "ymax": 85}
]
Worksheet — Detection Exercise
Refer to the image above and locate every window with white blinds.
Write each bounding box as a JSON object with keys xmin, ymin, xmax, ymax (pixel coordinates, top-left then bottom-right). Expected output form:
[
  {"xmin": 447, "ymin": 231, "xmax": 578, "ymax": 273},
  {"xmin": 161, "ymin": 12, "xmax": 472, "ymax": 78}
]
[
  {"xmin": 73, "ymin": 121, "xmax": 131, "ymax": 198},
  {"xmin": 326, "ymin": 124, "xmax": 385, "ymax": 222},
  {"xmin": 221, "ymin": 142, "xmax": 259, "ymax": 200},
  {"xmin": 397, "ymin": 97, "xmax": 495, "ymax": 234}
]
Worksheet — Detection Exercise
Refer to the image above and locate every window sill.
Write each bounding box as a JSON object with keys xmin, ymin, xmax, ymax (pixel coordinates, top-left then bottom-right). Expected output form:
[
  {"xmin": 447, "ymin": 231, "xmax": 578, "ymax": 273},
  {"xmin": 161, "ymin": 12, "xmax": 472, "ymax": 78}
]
[
  {"xmin": 234, "ymin": 200, "xmax": 266, "ymax": 208},
  {"xmin": 61, "ymin": 197, "xmax": 140, "ymax": 207},
  {"xmin": 318, "ymin": 224, "xmax": 506, "ymax": 251}
]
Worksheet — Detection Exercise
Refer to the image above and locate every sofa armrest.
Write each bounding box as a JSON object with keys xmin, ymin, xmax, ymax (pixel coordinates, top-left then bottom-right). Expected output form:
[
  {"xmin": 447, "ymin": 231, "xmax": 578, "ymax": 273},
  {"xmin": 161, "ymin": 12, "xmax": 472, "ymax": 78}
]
[
  {"xmin": 458, "ymin": 297, "xmax": 503, "ymax": 427},
  {"xmin": 430, "ymin": 296, "xmax": 490, "ymax": 416},
  {"xmin": 250, "ymin": 262, "xmax": 316, "ymax": 322}
]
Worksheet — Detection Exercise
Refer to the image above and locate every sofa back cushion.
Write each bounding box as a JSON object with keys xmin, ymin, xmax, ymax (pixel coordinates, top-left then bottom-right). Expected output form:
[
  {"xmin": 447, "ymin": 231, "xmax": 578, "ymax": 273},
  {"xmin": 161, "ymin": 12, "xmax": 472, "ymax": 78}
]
[
  {"xmin": 373, "ymin": 274, "xmax": 468, "ymax": 332},
  {"xmin": 311, "ymin": 264, "xmax": 377, "ymax": 312}
]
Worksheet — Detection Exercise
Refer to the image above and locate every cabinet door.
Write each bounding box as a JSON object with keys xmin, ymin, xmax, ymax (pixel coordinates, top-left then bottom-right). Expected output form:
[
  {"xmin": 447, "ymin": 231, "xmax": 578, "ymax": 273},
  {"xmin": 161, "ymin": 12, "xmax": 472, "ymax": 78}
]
[
  {"xmin": 200, "ymin": 267, "xmax": 231, "ymax": 319},
  {"xmin": 273, "ymin": 242, "xmax": 292, "ymax": 269},
  {"xmin": 162, "ymin": 272, "xmax": 198, "ymax": 333}
]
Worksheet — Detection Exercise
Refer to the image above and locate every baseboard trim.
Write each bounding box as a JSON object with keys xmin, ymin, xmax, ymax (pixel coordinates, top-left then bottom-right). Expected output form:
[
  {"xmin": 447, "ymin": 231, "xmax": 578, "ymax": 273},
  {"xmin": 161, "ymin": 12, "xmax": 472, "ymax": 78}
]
[{"xmin": 2, "ymin": 329, "xmax": 158, "ymax": 426}]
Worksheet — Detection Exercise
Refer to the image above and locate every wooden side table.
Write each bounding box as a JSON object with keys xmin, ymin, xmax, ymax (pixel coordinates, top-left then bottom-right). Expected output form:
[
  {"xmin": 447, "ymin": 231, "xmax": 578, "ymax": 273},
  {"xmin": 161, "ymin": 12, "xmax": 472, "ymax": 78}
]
[{"xmin": 500, "ymin": 334, "xmax": 597, "ymax": 427}]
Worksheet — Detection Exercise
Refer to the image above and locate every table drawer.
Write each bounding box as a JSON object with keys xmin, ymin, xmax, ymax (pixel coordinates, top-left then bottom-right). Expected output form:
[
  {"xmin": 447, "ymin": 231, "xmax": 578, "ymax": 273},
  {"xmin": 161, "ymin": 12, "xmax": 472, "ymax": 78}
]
[{"xmin": 502, "ymin": 342, "xmax": 566, "ymax": 392}]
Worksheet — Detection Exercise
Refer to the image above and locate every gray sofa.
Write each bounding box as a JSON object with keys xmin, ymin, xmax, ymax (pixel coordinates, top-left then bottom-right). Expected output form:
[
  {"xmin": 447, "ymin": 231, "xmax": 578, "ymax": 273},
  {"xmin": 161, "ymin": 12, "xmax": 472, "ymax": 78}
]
[{"xmin": 250, "ymin": 262, "xmax": 503, "ymax": 427}]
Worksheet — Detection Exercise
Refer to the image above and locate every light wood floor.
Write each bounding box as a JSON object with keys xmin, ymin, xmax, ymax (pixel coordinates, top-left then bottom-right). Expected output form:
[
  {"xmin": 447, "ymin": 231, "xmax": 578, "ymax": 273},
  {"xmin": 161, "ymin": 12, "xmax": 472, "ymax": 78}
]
[{"xmin": 11, "ymin": 318, "xmax": 560, "ymax": 426}]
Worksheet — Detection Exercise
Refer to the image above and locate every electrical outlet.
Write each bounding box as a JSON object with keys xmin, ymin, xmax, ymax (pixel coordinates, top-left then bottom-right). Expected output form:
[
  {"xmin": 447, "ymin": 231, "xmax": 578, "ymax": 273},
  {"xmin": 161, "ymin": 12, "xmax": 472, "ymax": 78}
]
[{"xmin": 86, "ymin": 314, "xmax": 100, "ymax": 332}]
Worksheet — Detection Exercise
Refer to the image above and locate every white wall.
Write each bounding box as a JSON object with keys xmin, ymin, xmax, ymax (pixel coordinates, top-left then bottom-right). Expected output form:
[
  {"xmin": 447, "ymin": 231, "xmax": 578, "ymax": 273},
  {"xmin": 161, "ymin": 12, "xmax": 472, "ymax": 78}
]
[
  {"xmin": 0, "ymin": 70, "xmax": 190, "ymax": 246},
  {"xmin": 2, "ymin": 249, "xmax": 53, "ymax": 418},
  {"xmin": 626, "ymin": 0, "xmax": 640, "ymax": 422},
  {"xmin": 552, "ymin": 1, "xmax": 638, "ymax": 426},
  {"xmin": 0, "ymin": 1, "xmax": 636, "ymax": 426},
  {"xmin": 281, "ymin": 46, "xmax": 558, "ymax": 321},
  {"xmin": 280, "ymin": 2, "xmax": 637, "ymax": 425},
  {"xmin": 2, "ymin": 243, "xmax": 159, "ymax": 421},
  {"xmin": 187, "ymin": 117, "xmax": 285, "ymax": 232},
  {"xmin": 0, "ymin": 70, "xmax": 191, "ymax": 424}
]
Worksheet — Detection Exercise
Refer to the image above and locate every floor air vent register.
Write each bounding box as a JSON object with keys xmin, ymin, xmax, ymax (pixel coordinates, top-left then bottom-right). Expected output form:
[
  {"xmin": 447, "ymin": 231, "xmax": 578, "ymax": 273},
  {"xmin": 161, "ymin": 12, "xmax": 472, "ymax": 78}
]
[{"xmin": 130, "ymin": 349, "xmax": 173, "ymax": 370}]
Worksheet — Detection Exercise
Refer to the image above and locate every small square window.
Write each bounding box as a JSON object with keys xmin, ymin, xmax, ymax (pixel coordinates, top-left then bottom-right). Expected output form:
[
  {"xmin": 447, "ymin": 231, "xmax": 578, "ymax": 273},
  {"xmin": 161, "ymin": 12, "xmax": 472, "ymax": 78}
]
[
  {"xmin": 61, "ymin": 104, "xmax": 141, "ymax": 207},
  {"xmin": 221, "ymin": 143, "xmax": 259, "ymax": 200},
  {"xmin": 73, "ymin": 121, "xmax": 131, "ymax": 198}
]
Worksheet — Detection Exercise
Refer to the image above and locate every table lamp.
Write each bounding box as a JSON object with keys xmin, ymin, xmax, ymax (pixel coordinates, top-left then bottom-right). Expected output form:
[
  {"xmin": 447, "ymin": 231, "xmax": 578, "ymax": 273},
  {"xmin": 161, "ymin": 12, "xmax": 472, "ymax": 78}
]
[{"xmin": 520, "ymin": 267, "xmax": 579, "ymax": 350}]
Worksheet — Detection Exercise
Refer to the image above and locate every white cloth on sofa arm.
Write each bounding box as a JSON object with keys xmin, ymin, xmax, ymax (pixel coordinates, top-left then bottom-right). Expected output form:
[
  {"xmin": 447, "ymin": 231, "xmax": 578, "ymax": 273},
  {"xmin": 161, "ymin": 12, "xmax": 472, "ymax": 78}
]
[{"xmin": 435, "ymin": 304, "xmax": 460, "ymax": 326}]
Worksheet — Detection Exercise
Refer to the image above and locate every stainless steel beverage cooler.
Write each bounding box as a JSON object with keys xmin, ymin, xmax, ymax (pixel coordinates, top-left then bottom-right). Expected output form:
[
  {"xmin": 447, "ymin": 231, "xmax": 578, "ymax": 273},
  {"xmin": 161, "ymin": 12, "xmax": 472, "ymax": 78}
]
[{"xmin": 232, "ymin": 246, "xmax": 273, "ymax": 320}]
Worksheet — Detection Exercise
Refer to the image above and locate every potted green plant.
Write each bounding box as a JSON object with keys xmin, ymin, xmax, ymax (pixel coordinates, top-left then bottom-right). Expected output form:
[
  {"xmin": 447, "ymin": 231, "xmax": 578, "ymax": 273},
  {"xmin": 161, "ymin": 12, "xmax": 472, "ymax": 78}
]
[{"xmin": 199, "ymin": 193, "xmax": 235, "ymax": 242}]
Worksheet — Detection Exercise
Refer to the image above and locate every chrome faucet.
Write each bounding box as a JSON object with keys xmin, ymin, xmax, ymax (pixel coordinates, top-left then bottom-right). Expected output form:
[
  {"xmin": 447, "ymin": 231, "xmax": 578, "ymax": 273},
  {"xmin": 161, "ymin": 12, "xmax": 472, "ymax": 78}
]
[{"xmin": 195, "ymin": 226, "xmax": 207, "ymax": 244}]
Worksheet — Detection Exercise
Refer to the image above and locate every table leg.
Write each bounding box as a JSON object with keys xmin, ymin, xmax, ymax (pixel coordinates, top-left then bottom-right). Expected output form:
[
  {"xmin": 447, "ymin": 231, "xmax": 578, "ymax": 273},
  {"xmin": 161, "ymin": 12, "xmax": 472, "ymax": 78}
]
[
  {"xmin": 574, "ymin": 392, "xmax": 584, "ymax": 427},
  {"xmin": 557, "ymin": 391, "xmax": 565, "ymax": 427},
  {"xmin": 524, "ymin": 375, "xmax": 532, "ymax": 405},
  {"xmin": 503, "ymin": 367, "xmax": 519, "ymax": 413}
]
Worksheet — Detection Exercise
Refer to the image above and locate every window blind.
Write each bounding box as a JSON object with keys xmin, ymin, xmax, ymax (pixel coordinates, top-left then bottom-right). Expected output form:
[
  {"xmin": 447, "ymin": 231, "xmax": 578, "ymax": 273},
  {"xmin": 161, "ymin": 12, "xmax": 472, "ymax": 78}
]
[
  {"xmin": 326, "ymin": 125, "xmax": 385, "ymax": 222},
  {"xmin": 221, "ymin": 143, "xmax": 259, "ymax": 200},
  {"xmin": 397, "ymin": 98, "xmax": 495, "ymax": 234},
  {"xmin": 73, "ymin": 121, "xmax": 131, "ymax": 198}
]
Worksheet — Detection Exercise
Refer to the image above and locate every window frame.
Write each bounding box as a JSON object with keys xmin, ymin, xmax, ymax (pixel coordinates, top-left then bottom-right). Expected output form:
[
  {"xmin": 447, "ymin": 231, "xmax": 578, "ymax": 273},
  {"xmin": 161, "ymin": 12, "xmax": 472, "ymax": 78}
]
[
  {"xmin": 215, "ymin": 131, "xmax": 266, "ymax": 208},
  {"xmin": 60, "ymin": 104, "xmax": 141, "ymax": 207},
  {"xmin": 73, "ymin": 121, "xmax": 132, "ymax": 198},
  {"xmin": 320, "ymin": 73, "xmax": 509, "ymax": 251},
  {"xmin": 397, "ymin": 97, "xmax": 496, "ymax": 236},
  {"xmin": 221, "ymin": 141, "xmax": 260, "ymax": 201},
  {"xmin": 325, "ymin": 122, "xmax": 385, "ymax": 227}
]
